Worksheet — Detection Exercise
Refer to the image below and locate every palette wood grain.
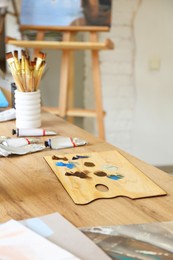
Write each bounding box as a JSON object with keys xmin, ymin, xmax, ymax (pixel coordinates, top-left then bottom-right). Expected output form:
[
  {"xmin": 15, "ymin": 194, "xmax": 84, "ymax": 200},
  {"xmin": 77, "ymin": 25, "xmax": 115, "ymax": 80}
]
[{"xmin": 44, "ymin": 150, "xmax": 166, "ymax": 204}]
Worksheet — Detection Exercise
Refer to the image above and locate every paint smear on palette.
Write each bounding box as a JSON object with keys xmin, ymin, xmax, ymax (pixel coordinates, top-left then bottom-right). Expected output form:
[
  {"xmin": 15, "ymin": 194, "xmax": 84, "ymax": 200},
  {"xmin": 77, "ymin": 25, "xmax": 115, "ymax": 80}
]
[
  {"xmin": 94, "ymin": 171, "xmax": 124, "ymax": 181},
  {"xmin": 94, "ymin": 171, "xmax": 107, "ymax": 177},
  {"xmin": 52, "ymin": 155, "xmax": 68, "ymax": 161},
  {"xmin": 84, "ymin": 162, "xmax": 95, "ymax": 167},
  {"xmin": 65, "ymin": 171, "xmax": 90, "ymax": 179},
  {"xmin": 55, "ymin": 162, "xmax": 75, "ymax": 169},
  {"xmin": 103, "ymin": 164, "xmax": 119, "ymax": 171},
  {"xmin": 69, "ymin": 161, "xmax": 79, "ymax": 166},
  {"xmin": 72, "ymin": 155, "xmax": 90, "ymax": 160},
  {"xmin": 107, "ymin": 174, "xmax": 124, "ymax": 180}
]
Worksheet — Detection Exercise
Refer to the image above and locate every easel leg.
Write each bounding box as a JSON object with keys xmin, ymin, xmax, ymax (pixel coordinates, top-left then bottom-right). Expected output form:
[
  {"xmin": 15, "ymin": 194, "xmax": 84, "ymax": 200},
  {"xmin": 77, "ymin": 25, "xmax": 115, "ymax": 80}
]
[
  {"xmin": 11, "ymin": 0, "xmax": 25, "ymax": 40},
  {"xmin": 34, "ymin": 31, "xmax": 45, "ymax": 56},
  {"xmin": 90, "ymin": 32, "xmax": 105, "ymax": 140},
  {"xmin": 58, "ymin": 32, "xmax": 72, "ymax": 117},
  {"xmin": 67, "ymin": 33, "xmax": 76, "ymax": 123}
]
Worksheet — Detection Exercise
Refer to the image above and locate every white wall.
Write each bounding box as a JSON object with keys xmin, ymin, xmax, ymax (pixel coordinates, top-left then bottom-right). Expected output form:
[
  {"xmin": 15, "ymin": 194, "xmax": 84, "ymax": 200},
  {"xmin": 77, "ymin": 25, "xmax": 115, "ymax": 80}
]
[
  {"xmin": 132, "ymin": 0, "xmax": 173, "ymax": 165},
  {"xmin": 85, "ymin": 0, "xmax": 173, "ymax": 166}
]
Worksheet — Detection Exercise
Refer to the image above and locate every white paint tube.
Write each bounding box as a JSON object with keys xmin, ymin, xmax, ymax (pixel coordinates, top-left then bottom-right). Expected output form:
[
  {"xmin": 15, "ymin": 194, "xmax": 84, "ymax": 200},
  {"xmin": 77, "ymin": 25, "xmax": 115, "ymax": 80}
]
[
  {"xmin": 2, "ymin": 137, "xmax": 40, "ymax": 147},
  {"xmin": 12, "ymin": 128, "xmax": 57, "ymax": 137},
  {"xmin": 44, "ymin": 136, "xmax": 87, "ymax": 150}
]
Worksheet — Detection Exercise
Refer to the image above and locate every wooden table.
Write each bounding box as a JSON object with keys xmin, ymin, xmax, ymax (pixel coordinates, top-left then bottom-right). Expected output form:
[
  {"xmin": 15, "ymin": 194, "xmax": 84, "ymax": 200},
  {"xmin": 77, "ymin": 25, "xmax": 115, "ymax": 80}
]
[{"xmin": 0, "ymin": 112, "xmax": 173, "ymax": 227}]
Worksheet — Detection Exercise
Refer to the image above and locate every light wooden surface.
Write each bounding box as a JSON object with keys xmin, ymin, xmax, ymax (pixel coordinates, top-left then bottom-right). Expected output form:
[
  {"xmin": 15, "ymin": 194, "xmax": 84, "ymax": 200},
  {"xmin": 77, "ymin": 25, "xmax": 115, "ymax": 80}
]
[{"xmin": 0, "ymin": 111, "xmax": 173, "ymax": 227}]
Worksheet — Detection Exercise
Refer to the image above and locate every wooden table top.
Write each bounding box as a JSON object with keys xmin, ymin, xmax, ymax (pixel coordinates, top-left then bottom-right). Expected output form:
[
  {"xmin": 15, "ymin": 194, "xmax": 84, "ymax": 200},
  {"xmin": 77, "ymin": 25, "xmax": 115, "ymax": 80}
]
[{"xmin": 0, "ymin": 112, "xmax": 173, "ymax": 227}]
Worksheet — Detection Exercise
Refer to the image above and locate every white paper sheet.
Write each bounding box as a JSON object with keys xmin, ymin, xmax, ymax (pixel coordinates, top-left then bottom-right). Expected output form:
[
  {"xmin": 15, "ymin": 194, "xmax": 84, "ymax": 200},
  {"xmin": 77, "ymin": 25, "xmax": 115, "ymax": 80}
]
[
  {"xmin": 0, "ymin": 220, "xmax": 79, "ymax": 260},
  {"xmin": 21, "ymin": 212, "xmax": 111, "ymax": 260}
]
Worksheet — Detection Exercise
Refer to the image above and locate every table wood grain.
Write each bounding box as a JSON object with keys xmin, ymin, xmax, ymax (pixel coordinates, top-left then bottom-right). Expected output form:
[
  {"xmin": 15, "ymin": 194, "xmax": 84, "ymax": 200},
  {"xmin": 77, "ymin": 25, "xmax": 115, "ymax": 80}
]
[{"xmin": 0, "ymin": 112, "xmax": 173, "ymax": 227}]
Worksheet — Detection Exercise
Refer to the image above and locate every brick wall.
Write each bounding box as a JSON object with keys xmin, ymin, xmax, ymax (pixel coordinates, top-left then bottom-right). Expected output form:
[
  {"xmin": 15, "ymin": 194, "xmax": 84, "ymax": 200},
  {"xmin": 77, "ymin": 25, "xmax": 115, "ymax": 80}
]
[{"xmin": 84, "ymin": 0, "xmax": 141, "ymax": 152}]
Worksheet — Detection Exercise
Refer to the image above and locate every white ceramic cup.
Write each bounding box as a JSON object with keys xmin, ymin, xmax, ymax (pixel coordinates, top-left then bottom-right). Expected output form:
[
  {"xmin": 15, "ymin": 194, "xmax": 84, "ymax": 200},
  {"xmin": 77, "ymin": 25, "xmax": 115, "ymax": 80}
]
[{"xmin": 15, "ymin": 90, "xmax": 41, "ymax": 128}]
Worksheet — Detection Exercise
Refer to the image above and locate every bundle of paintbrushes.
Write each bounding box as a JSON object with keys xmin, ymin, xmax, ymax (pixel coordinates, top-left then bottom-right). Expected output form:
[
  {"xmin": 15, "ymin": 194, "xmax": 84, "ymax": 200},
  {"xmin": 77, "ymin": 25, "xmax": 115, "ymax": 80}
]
[{"xmin": 6, "ymin": 50, "xmax": 46, "ymax": 92}]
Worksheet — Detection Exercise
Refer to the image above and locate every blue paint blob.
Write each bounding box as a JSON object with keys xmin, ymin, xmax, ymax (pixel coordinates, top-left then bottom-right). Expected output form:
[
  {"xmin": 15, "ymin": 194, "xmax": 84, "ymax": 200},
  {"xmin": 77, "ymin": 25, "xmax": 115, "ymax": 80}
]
[
  {"xmin": 107, "ymin": 174, "xmax": 123, "ymax": 180},
  {"xmin": 56, "ymin": 162, "xmax": 75, "ymax": 169}
]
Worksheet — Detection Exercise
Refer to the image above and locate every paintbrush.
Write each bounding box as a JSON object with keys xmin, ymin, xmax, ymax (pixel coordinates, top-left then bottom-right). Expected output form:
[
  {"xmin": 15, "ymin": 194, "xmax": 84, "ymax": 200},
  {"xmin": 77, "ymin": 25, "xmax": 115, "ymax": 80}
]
[
  {"xmin": 35, "ymin": 60, "xmax": 46, "ymax": 90},
  {"xmin": 25, "ymin": 56, "xmax": 33, "ymax": 92},
  {"xmin": 21, "ymin": 50, "xmax": 27, "ymax": 91},
  {"xmin": 35, "ymin": 52, "xmax": 46, "ymax": 71},
  {"xmin": 30, "ymin": 61, "xmax": 36, "ymax": 92},
  {"xmin": 34, "ymin": 52, "xmax": 46, "ymax": 91},
  {"xmin": 6, "ymin": 52, "xmax": 18, "ymax": 72},
  {"xmin": 6, "ymin": 52, "xmax": 24, "ymax": 92},
  {"xmin": 13, "ymin": 50, "xmax": 24, "ymax": 89},
  {"xmin": 13, "ymin": 50, "xmax": 19, "ymax": 67}
]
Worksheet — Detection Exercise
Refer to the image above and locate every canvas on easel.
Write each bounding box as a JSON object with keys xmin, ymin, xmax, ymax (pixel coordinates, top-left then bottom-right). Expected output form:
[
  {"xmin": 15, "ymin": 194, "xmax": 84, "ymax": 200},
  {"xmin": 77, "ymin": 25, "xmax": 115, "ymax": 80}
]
[{"xmin": 20, "ymin": 0, "xmax": 112, "ymax": 28}]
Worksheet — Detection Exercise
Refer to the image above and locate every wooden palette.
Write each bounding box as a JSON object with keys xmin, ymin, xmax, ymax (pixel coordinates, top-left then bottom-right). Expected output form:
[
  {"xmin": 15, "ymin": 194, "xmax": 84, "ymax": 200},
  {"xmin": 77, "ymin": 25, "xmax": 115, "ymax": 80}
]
[{"xmin": 44, "ymin": 150, "xmax": 166, "ymax": 204}]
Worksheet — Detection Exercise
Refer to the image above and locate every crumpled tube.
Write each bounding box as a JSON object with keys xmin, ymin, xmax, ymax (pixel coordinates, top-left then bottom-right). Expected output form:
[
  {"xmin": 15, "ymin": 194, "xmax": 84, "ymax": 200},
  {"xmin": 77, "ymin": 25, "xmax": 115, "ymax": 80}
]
[
  {"xmin": 0, "ymin": 108, "xmax": 16, "ymax": 122},
  {"xmin": 0, "ymin": 136, "xmax": 9, "ymax": 144},
  {"xmin": 0, "ymin": 143, "xmax": 45, "ymax": 157}
]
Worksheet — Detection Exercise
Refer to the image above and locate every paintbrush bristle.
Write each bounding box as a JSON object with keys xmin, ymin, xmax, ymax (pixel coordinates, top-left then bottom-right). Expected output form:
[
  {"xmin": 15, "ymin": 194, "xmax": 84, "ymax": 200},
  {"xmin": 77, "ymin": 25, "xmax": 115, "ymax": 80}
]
[
  {"xmin": 38, "ymin": 52, "xmax": 45, "ymax": 60},
  {"xmin": 31, "ymin": 60, "xmax": 36, "ymax": 65},
  {"xmin": 14, "ymin": 50, "xmax": 18, "ymax": 59},
  {"xmin": 6, "ymin": 52, "xmax": 13, "ymax": 59},
  {"xmin": 21, "ymin": 49, "xmax": 26, "ymax": 57}
]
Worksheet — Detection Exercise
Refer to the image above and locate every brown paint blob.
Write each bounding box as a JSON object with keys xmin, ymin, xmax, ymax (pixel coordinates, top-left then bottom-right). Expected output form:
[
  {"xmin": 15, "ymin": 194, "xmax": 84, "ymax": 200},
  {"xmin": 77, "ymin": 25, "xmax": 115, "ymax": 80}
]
[
  {"xmin": 52, "ymin": 155, "xmax": 68, "ymax": 161},
  {"xmin": 94, "ymin": 171, "xmax": 107, "ymax": 177},
  {"xmin": 84, "ymin": 162, "xmax": 95, "ymax": 167},
  {"xmin": 65, "ymin": 171, "xmax": 90, "ymax": 179}
]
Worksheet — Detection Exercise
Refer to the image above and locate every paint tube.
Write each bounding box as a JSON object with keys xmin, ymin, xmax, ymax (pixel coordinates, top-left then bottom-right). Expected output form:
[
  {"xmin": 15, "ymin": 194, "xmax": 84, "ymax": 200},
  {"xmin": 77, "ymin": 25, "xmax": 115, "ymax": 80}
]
[
  {"xmin": 44, "ymin": 136, "xmax": 87, "ymax": 150},
  {"xmin": 12, "ymin": 128, "xmax": 57, "ymax": 137},
  {"xmin": 2, "ymin": 137, "xmax": 40, "ymax": 147},
  {"xmin": 0, "ymin": 143, "xmax": 45, "ymax": 157}
]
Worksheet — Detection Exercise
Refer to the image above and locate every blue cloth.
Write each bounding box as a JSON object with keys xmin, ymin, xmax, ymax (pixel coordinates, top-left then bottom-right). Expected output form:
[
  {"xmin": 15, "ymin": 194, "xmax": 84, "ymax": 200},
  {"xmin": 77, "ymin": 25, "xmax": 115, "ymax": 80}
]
[{"xmin": 0, "ymin": 89, "xmax": 8, "ymax": 107}]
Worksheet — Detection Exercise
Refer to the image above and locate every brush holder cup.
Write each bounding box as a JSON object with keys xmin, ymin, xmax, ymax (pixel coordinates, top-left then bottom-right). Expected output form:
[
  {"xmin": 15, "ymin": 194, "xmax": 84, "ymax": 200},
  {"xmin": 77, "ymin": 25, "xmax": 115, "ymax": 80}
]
[{"xmin": 15, "ymin": 90, "xmax": 41, "ymax": 128}]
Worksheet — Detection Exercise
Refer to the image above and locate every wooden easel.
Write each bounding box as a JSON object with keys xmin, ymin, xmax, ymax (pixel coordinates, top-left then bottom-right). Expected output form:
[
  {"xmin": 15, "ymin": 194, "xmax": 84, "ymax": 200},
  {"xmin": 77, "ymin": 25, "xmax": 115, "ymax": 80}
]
[{"xmin": 6, "ymin": 25, "xmax": 114, "ymax": 139}]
